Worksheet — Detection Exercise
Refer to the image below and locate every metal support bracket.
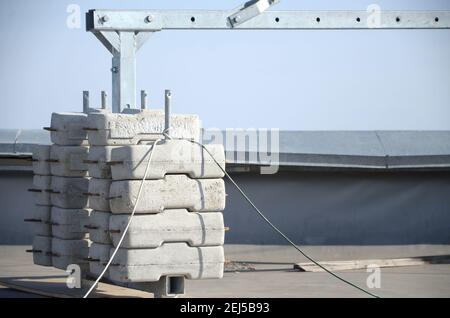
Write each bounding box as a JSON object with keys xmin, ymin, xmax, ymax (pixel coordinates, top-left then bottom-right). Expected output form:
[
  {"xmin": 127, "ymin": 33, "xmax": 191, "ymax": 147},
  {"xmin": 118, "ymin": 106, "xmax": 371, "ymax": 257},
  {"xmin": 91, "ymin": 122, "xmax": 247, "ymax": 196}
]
[
  {"xmin": 88, "ymin": 8, "xmax": 157, "ymax": 113},
  {"xmin": 93, "ymin": 31, "xmax": 154, "ymax": 113},
  {"xmin": 86, "ymin": 6, "xmax": 450, "ymax": 113},
  {"xmin": 228, "ymin": 0, "xmax": 279, "ymax": 27}
]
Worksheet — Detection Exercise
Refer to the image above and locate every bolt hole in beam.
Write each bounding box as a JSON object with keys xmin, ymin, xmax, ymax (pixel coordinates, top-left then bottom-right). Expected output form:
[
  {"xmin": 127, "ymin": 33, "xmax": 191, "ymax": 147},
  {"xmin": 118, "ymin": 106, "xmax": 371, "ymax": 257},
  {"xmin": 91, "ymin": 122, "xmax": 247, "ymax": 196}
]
[
  {"xmin": 356, "ymin": 17, "xmax": 360, "ymax": 22},
  {"xmin": 435, "ymin": 17, "xmax": 439, "ymax": 22},
  {"xmin": 316, "ymin": 17, "xmax": 321, "ymax": 23},
  {"xmin": 396, "ymin": 16, "xmax": 401, "ymax": 22},
  {"xmin": 191, "ymin": 16, "xmax": 195, "ymax": 22},
  {"xmin": 275, "ymin": 17, "xmax": 280, "ymax": 22}
]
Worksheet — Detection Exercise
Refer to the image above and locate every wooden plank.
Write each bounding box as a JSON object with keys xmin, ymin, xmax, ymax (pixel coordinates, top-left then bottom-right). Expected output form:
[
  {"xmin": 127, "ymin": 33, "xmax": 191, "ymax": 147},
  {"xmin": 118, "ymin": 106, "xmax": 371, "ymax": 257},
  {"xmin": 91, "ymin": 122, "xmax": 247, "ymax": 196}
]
[
  {"xmin": 0, "ymin": 276, "xmax": 153, "ymax": 298},
  {"xmin": 294, "ymin": 255, "xmax": 450, "ymax": 272}
]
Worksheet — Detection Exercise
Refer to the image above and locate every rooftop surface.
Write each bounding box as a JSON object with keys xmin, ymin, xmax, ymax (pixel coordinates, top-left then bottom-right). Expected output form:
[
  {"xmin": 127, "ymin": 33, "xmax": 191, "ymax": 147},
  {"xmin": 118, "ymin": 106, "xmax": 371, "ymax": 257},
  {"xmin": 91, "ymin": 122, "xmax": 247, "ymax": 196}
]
[{"xmin": 1, "ymin": 244, "xmax": 450, "ymax": 298}]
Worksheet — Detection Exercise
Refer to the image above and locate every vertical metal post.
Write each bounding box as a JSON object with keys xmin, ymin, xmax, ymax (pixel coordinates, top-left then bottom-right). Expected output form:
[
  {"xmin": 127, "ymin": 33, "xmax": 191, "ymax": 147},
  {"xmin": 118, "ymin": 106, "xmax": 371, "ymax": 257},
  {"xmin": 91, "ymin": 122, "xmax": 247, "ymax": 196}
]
[
  {"xmin": 83, "ymin": 91, "xmax": 90, "ymax": 113},
  {"xmin": 164, "ymin": 89, "xmax": 171, "ymax": 136},
  {"xmin": 112, "ymin": 31, "xmax": 137, "ymax": 113},
  {"xmin": 140, "ymin": 90, "xmax": 147, "ymax": 110},
  {"xmin": 101, "ymin": 91, "xmax": 107, "ymax": 109}
]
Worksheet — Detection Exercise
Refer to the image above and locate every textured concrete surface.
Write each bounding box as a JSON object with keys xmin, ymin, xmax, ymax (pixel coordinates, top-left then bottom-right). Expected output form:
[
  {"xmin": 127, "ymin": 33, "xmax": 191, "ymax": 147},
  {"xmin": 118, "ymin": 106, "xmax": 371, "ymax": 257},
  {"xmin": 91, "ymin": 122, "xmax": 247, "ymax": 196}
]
[
  {"xmin": 89, "ymin": 242, "xmax": 111, "ymax": 278},
  {"xmin": 27, "ymin": 205, "xmax": 51, "ymax": 237},
  {"xmin": 1, "ymin": 245, "xmax": 450, "ymax": 298},
  {"xmin": 86, "ymin": 210, "xmax": 111, "ymax": 245},
  {"xmin": 51, "ymin": 237, "xmax": 90, "ymax": 271},
  {"xmin": 109, "ymin": 175, "xmax": 226, "ymax": 214},
  {"xmin": 49, "ymin": 112, "xmax": 88, "ymax": 146},
  {"xmin": 31, "ymin": 175, "xmax": 51, "ymax": 205},
  {"xmin": 109, "ymin": 243, "xmax": 224, "ymax": 283},
  {"xmin": 109, "ymin": 209, "xmax": 225, "ymax": 248},
  {"xmin": 110, "ymin": 141, "xmax": 225, "ymax": 180},
  {"xmin": 31, "ymin": 145, "xmax": 51, "ymax": 176},
  {"xmin": 50, "ymin": 207, "xmax": 90, "ymax": 240},
  {"xmin": 87, "ymin": 178, "xmax": 111, "ymax": 211},
  {"xmin": 49, "ymin": 145, "xmax": 89, "ymax": 177},
  {"xmin": 31, "ymin": 236, "xmax": 52, "ymax": 266},
  {"xmin": 50, "ymin": 176, "xmax": 89, "ymax": 209},
  {"xmin": 86, "ymin": 110, "xmax": 201, "ymax": 146},
  {"xmin": 87, "ymin": 146, "xmax": 119, "ymax": 179}
]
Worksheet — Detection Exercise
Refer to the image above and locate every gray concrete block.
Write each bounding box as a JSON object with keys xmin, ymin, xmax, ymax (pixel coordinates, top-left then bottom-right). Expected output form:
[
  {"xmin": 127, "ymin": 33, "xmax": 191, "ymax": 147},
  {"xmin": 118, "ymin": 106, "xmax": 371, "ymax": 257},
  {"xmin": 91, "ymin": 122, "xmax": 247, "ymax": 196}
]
[
  {"xmin": 86, "ymin": 109, "xmax": 201, "ymax": 146},
  {"xmin": 108, "ymin": 243, "xmax": 224, "ymax": 283},
  {"xmin": 32, "ymin": 145, "xmax": 51, "ymax": 176},
  {"xmin": 86, "ymin": 210, "xmax": 111, "ymax": 244},
  {"xmin": 32, "ymin": 235, "xmax": 52, "ymax": 267},
  {"xmin": 109, "ymin": 209, "xmax": 224, "ymax": 248},
  {"xmin": 87, "ymin": 146, "xmax": 120, "ymax": 178},
  {"xmin": 51, "ymin": 207, "xmax": 90, "ymax": 240},
  {"xmin": 87, "ymin": 178, "xmax": 111, "ymax": 211},
  {"xmin": 49, "ymin": 112, "xmax": 88, "ymax": 146},
  {"xmin": 88, "ymin": 242, "xmax": 111, "ymax": 278},
  {"xmin": 51, "ymin": 237, "xmax": 90, "ymax": 271},
  {"xmin": 109, "ymin": 175, "xmax": 226, "ymax": 214},
  {"xmin": 50, "ymin": 176, "xmax": 89, "ymax": 209},
  {"xmin": 28, "ymin": 205, "xmax": 51, "ymax": 236},
  {"xmin": 110, "ymin": 140, "xmax": 225, "ymax": 180},
  {"xmin": 29, "ymin": 222, "xmax": 51, "ymax": 237},
  {"xmin": 50, "ymin": 145, "xmax": 89, "ymax": 177},
  {"xmin": 31, "ymin": 175, "xmax": 52, "ymax": 206}
]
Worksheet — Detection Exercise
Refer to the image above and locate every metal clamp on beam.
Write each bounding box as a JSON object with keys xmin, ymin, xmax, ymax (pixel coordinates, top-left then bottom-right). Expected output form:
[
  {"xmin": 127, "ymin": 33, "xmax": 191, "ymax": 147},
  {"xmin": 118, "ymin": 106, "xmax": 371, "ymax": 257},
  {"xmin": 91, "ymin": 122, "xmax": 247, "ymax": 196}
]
[{"xmin": 228, "ymin": 0, "xmax": 279, "ymax": 27}]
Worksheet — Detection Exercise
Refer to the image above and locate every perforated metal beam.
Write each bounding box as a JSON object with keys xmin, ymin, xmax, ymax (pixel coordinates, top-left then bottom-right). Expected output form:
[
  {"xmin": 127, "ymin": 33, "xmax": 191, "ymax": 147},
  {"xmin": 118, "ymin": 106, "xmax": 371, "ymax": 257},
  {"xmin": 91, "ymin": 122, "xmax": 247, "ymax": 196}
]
[
  {"xmin": 86, "ymin": 9, "xmax": 450, "ymax": 113},
  {"xmin": 87, "ymin": 10, "xmax": 450, "ymax": 31}
]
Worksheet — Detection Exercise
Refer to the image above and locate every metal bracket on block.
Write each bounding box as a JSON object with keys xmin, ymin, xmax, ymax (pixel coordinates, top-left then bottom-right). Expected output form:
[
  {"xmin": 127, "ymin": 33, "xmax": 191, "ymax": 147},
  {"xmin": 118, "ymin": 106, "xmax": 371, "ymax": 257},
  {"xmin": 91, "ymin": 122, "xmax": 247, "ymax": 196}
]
[{"xmin": 131, "ymin": 276, "xmax": 185, "ymax": 298}]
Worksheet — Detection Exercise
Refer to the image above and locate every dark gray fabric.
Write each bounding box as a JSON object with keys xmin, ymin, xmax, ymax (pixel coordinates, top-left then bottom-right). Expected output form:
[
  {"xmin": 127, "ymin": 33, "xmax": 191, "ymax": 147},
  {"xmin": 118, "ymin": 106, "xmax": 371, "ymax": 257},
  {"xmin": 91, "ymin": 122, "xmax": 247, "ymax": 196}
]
[
  {"xmin": 1, "ymin": 170, "xmax": 449, "ymax": 245},
  {"xmin": 223, "ymin": 171, "xmax": 450, "ymax": 245},
  {"xmin": 0, "ymin": 172, "xmax": 34, "ymax": 244}
]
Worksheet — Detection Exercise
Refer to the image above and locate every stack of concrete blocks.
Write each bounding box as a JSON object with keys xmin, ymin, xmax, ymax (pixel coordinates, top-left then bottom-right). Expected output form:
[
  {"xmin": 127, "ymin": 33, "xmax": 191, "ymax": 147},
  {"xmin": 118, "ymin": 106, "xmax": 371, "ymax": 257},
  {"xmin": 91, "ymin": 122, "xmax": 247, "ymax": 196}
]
[
  {"xmin": 83, "ymin": 109, "xmax": 119, "ymax": 278},
  {"xmin": 84, "ymin": 109, "xmax": 226, "ymax": 296},
  {"xmin": 29, "ymin": 112, "xmax": 91, "ymax": 273},
  {"xmin": 28, "ymin": 145, "xmax": 53, "ymax": 266}
]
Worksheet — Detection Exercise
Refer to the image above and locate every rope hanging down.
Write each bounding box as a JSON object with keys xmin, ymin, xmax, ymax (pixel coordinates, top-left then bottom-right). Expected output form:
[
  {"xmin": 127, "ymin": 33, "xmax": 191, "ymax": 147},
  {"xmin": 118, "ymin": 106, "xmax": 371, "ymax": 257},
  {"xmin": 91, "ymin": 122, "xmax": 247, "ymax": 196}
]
[
  {"xmin": 84, "ymin": 134, "xmax": 379, "ymax": 298},
  {"xmin": 83, "ymin": 139, "xmax": 162, "ymax": 298},
  {"xmin": 184, "ymin": 138, "xmax": 380, "ymax": 299}
]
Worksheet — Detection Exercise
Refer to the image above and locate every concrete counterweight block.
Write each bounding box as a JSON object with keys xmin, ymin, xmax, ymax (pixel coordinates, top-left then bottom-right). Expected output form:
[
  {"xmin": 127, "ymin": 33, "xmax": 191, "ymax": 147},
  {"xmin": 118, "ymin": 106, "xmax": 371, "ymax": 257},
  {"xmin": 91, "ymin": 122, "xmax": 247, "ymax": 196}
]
[
  {"xmin": 88, "ymin": 242, "xmax": 111, "ymax": 277},
  {"xmin": 31, "ymin": 235, "xmax": 52, "ymax": 266},
  {"xmin": 27, "ymin": 205, "xmax": 51, "ymax": 236},
  {"xmin": 109, "ymin": 175, "xmax": 226, "ymax": 214},
  {"xmin": 109, "ymin": 209, "xmax": 225, "ymax": 248},
  {"xmin": 51, "ymin": 207, "xmax": 90, "ymax": 240},
  {"xmin": 110, "ymin": 140, "xmax": 225, "ymax": 180},
  {"xmin": 86, "ymin": 110, "xmax": 201, "ymax": 146},
  {"xmin": 50, "ymin": 176, "xmax": 89, "ymax": 209},
  {"xmin": 86, "ymin": 210, "xmax": 111, "ymax": 244},
  {"xmin": 31, "ymin": 144, "xmax": 51, "ymax": 175},
  {"xmin": 108, "ymin": 243, "xmax": 224, "ymax": 283},
  {"xmin": 87, "ymin": 146, "xmax": 121, "ymax": 178},
  {"xmin": 51, "ymin": 237, "xmax": 90, "ymax": 272},
  {"xmin": 31, "ymin": 175, "xmax": 52, "ymax": 205},
  {"xmin": 50, "ymin": 145, "xmax": 89, "ymax": 177},
  {"xmin": 87, "ymin": 178, "xmax": 111, "ymax": 211},
  {"xmin": 48, "ymin": 112, "xmax": 88, "ymax": 146}
]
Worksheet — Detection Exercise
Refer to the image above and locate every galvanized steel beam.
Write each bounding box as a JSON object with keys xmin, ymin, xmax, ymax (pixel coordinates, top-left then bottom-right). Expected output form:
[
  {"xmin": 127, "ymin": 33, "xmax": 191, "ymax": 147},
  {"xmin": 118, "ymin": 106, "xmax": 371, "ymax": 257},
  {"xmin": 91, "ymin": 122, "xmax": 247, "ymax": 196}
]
[{"xmin": 87, "ymin": 10, "xmax": 450, "ymax": 31}]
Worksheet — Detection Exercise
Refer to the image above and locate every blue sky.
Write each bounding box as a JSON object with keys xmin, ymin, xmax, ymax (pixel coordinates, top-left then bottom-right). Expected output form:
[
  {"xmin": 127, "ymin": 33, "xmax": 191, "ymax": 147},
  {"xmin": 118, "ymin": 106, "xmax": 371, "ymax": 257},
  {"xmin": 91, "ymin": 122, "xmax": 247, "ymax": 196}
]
[{"xmin": 0, "ymin": 0, "xmax": 449, "ymax": 130}]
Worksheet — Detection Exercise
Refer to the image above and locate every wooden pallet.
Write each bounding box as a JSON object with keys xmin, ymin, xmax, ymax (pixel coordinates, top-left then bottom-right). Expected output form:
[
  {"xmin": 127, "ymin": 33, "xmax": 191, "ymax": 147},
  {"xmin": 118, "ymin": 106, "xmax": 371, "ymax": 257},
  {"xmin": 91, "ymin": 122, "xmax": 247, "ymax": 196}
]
[
  {"xmin": 0, "ymin": 275, "xmax": 153, "ymax": 298},
  {"xmin": 294, "ymin": 254, "xmax": 450, "ymax": 272}
]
